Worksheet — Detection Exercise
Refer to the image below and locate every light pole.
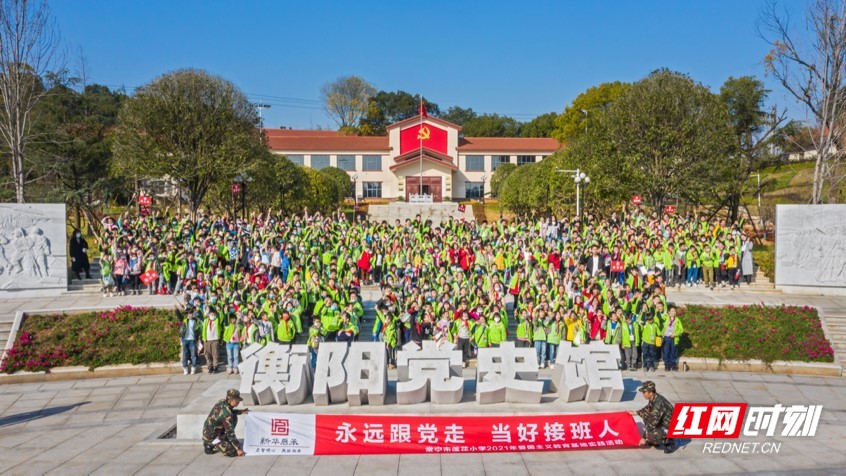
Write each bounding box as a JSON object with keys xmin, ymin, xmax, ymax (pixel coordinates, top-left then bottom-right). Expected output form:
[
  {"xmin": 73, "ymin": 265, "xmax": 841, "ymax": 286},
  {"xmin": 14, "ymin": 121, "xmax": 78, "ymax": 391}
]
[
  {"xmin": 480, "ymin": 174, "xmax": 487, "ymax": 206},
  {"xmin": 754, "ymin": 172, "xmax": 761, "ymax": 210},
  {"xmin": 352, "ymin": 174, "xmax": 359, "ymax": 212},
  {"xmin": 555, "ymin": 168, "xmax": 590, "ymax": 218},
  {"xmin": 580, "ymin": 109, "xmax": 589, "ymax": 134},
  {"xmin": 254, "ymin": 103, "xmax": 271, "ymax": 135},
  {"xmin": 234, "ymin": 172, "xmax": 253, "ymax": 218}
]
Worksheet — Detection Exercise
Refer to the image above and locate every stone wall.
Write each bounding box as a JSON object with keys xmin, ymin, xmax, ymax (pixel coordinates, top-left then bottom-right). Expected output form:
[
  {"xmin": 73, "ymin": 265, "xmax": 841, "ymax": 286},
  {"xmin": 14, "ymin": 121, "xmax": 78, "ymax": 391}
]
[
  {"xmin": 0, "ymin": 204, "xmax": 67, "ymax": 297},
  {"xmin": 775, "ymin": 204, "xmax": 846, "ymax": 295}
]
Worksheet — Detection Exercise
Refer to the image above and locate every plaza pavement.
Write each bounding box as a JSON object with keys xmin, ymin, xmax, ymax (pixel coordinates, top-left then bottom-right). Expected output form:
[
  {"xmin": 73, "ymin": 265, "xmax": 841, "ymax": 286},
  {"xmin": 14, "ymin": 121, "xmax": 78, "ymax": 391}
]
[
  {"xmin": 0, "ymin": 288, "xmax": 845, "ymax": 474},
  {"xmin": 0, "ymin": 368, "xmax": 843, "ymax": 475}
]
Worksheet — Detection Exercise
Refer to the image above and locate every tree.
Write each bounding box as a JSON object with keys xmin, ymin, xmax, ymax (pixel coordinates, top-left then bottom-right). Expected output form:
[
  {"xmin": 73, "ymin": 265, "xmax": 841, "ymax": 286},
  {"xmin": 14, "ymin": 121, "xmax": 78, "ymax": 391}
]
[
  {"xmin": 462, "ymin": 113, "xmax": 521, "ymax": 137},
  {"xmin": 490, "ymin": 162, "xmax": 516, "ymax": 197},
  {"xmin": 718, "ymin": 76, "xmax": 786, "ymax": 222},
  {"xmin": 320, "ymin": 166, "xmax": 352, "ymax": 200},
  {"xmin": 205, "ymin": 151, "xmax": 308, "ymax": 216},
  {"xmin": 0, "ymin": 0, "xmax": 60, "ymax": 202},
  {"xmin": 441, "ymin": 106, "xmax": 477, "ymax": 127},
  {"xmin": 553, "ymin": 81, "xmax": 630, "ymax": 144},
  {"xmin": 498, "ymin": 160, "xmax": 563, "ymax": 214},
  {"xmin": 301, "ymin": 167, "xmax": 344, "ymax": 214},
  {"xmin": 31, "ymin": 77, "xmax": 125, "ymax": 229},
  {"xmin": 761, "ymin": 0, "xmax": 846, "ymax": 203},
  {"xmin": 601, "ymin": 70, "xmax": 735, "ymax": 210},
  {"xmin": 321, "ymin": 75, "xmax": 375, "ymax": 130},
  {"xmin": 111, "ymin": 69, "xmax": 264, "ymax": 217},
  {"xmin": 520, "ymin": 112, "xmax": 558, "ymax": 138},
  {"xmin": 359, "ymin": 90, "xmax": 439, "ymax": 135}
]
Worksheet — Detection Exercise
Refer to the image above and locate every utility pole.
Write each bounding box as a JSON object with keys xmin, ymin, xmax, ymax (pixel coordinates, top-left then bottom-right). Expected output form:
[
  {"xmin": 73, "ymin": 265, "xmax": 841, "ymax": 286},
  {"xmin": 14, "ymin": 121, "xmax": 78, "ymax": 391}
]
[{"xmin": 255, "ymin": 103, "xmax": 271, "ymax": 136}]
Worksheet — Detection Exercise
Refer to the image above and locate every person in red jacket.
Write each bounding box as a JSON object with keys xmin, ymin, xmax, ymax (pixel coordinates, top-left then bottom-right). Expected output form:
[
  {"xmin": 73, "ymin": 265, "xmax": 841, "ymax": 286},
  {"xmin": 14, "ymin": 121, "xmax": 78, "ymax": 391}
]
[{"xmin": 357, "ymin": 247, "xmax": 372, "ymax": 284}]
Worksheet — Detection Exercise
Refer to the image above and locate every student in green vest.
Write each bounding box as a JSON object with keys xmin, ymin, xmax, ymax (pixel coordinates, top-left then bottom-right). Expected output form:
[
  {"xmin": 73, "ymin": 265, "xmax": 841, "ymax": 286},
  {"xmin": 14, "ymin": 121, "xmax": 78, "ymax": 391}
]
[
  {"xmin": 307, "ymin": 316, "xmax": 323, "ymax": 369},
  {"xmin": 661, "ymin": 306, "xmax": 684, "ymax": 372},
  {"xmin": 276, "ymin": 311, "xmax": 297, "ymax": 344},
  {"xmin": 700, "ymin": 244, "xmax": 715, "ymax": 289},
  {"xmin": 222, "ymin": 314, "xmax": 243, "ymax": 375},
  {"xmin": 516, "ymin": 309, "xmax": 532, "ymax": 348},
  {"xmin": 621, "ymin": 313, "xmax": 641, "ymax": 370},
  {"xmin": 532, "ymin": 314, "xmax": 547, "ymax": 368},
  {"xmin": 488, "ymin": 314, "xmax": 506, "ymax": 347},
  {"xmin": 472, "ymin": 316, "xmax": 489, "ymax": 356},
  {"xmin": 603, "ymin": 310, "xmax": 624, "ymax": 370},
  {"xmin": 546, "ymin": 312, "xmax": 564, "ymax": 369},
  {"xmin": 641, "ymin": 314, "xmax": 660, "ymax": 372},
  {"xmin": 384, "ymin": 313, "xmax": 399, "ymax": 369}
]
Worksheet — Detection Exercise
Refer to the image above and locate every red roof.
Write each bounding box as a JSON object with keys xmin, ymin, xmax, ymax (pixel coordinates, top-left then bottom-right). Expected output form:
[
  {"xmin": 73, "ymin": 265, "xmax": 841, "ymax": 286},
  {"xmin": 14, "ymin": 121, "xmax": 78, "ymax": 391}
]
[
  {"xmin": 387, "ymin": 114, "xmax": 462, "ymax": 132},
  {"xmin": 265, "ymin": 129, "xmax": 339, "ymax": 137},
  {"xmin": 390, "ymin": 151, "xmax": 459, "ymax": 171},
  {"xmin": 458, "ymin": 137, "xmax": 561, "ymax": 153},
  {"xmin": 265, "ymin": 128, "xmax": 390, "ymax": 151}
]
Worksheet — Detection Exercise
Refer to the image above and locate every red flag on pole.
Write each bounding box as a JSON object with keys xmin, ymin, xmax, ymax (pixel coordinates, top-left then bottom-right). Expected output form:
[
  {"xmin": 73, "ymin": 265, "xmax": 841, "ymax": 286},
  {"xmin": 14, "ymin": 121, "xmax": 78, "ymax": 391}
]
[{"xmin": 418, "ymin": 98, "xmax": 427, "ymax": 118}]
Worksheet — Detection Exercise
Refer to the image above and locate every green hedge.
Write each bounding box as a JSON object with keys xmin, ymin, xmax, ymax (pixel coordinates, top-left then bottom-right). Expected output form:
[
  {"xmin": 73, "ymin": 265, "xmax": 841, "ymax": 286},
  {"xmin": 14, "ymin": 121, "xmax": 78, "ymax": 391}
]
[
  {"xmin": 677, "ymin": 304, "xmax": 834, "ymax": 364},
  {"xmin": 1, "ymin": 306, "xmax": 180, "ymax": 374}
]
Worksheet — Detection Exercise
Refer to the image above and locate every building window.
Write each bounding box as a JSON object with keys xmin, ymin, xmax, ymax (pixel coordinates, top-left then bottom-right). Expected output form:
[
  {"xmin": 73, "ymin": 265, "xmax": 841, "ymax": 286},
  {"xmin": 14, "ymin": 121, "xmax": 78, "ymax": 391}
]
[
  {"xmin": 517, "ymin": 155, "xmax": 536, "ymax": 166},
  {"xmin": 492, "ymin": 155, "xmax": 510, "ymax": 170},
  {"xmin": 363, "ymin": 182, "xmax": 382, "ymax": 198},
  {"xmin": 337, "ymin": 155, "xmax": 356, "ymax": 171},
  {"xmin": 465, "ymin": 155, "xmax": 484, "ymax": 172},
  {"xmin": 465, "ymin": 182, "xmax": 484, "ymax": 199},
  {"xmin": 363, "ymin": 155, "xmax": 382, "ymax": 171},
  {"xmin": 311, "ymin": 155, "xmax": 330, "ymax": 169},
  {"xmin": 287, "ymin": 154, "xmax": 304, "ymax": 166}
]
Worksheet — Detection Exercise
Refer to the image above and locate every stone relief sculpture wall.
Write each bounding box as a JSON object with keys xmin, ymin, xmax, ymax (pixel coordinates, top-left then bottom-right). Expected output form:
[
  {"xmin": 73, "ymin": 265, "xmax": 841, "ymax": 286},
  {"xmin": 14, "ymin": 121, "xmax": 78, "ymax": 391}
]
[
  {"xmin": 0, "ymin": 204, "xmax": 67, "ymax": 297},
  {"xmin": 775, "ymin": 205, "xmax": 846, "ymax": 292}
]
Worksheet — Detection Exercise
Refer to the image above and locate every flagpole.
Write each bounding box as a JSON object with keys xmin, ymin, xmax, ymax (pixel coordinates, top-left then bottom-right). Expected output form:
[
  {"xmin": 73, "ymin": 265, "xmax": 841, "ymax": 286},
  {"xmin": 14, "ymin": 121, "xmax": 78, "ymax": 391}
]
[{"xmin": 419, "ymin": 97, "xmax": 423, "ymax": 201}]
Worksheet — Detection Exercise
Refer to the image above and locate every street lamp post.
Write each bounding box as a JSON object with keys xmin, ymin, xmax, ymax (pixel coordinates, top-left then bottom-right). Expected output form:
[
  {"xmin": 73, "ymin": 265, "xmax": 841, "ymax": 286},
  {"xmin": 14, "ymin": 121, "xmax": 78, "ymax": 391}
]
[
  {"xmin": 481, "ymin": 174, "xmax": 487, "ymax": 207},
  {"xmin": 234, "ymin": 172, "xmax": 253, "ymax": 218},
  {"xmin": 555, "ymin": 168, "xmax": 590, "ymax": 218},
  {"xmin": 352, "ymin": 174, "xmax": 359, "ymax": 213}
]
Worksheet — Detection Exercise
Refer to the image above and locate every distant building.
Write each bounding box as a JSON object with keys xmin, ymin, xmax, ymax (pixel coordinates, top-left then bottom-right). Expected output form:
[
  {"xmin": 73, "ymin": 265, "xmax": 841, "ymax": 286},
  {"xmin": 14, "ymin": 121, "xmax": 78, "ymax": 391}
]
[{"xmin": 266, "ymin": 115, "xmax": 561, "ymax": 202}]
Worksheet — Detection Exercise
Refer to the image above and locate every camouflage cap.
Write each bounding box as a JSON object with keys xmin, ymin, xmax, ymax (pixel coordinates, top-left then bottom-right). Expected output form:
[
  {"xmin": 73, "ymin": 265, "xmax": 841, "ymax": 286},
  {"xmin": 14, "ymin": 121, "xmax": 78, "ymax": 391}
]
[
  {"xmin": 638, "ymin": 381, "xmax": 656, "ymax": 393},
  {"xmin": 226, "ymin": 389, "xmax": 243, "ymax": 402}
]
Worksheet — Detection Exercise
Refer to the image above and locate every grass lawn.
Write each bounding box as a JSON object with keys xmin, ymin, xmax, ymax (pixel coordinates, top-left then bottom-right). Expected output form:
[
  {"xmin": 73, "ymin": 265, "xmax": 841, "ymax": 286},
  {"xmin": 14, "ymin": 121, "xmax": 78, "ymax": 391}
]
[
  {"xmin": 677, "ymin": 304, "xmax": 834, "ymax": 364},
  {"xmin": 1, "ymin": 306, "xmax": 180, "ymax": 374}
]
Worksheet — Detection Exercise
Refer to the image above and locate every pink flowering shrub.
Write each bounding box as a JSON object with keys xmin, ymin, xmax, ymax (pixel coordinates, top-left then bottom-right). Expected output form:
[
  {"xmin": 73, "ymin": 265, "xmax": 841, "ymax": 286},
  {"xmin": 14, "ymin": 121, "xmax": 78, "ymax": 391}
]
[
  {"xmin": 677, "ymin": 304, "xmax": 835, "ymax": 364},
  {"xmin": 1, "ymin": 306, "xmax": 180, "ymax": 374}
]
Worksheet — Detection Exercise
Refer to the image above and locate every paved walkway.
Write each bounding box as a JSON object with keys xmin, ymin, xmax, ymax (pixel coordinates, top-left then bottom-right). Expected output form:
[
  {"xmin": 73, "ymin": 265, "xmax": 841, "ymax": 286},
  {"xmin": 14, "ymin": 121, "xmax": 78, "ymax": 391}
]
[{"xmin": 0, "ymin": 370, "xmax": 844, "ymax": 475}]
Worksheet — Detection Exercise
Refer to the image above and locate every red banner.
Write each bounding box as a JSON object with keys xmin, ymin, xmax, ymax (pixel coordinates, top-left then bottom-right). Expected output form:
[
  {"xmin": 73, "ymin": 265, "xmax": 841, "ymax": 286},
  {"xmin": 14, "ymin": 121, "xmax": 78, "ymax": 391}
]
[
  {"xmin": 610, "ymin": 261, "xmax": 625, "ymax": 273},
  {"xmin": 400, "ymin": 123, "xmax": 449, "ymax": 155},
  {"xmin": 457, "ymin": 204, "xmax": 466, "ymax": 212},
  {"xmin": 664, "ymin": 205, "xmax": 676, "ymax": 214},
  {"xmin": 632, "ymin": 195, "xmax": 641, "ymax": 205},
  {"xmin": 138, "ymin": 195, "xmax": 152, "ymax": 206},
  {"xmin": 245, "ymin": 412, "xmax": 640, "ymax": 456}
]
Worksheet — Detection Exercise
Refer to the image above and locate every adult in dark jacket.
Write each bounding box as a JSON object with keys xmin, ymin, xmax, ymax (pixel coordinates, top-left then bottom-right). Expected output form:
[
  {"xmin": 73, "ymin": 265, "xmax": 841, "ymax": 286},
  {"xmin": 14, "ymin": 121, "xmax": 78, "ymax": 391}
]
[{"xmin": 69, "ymin": 230, "xmax": 91, "ymax": 279}]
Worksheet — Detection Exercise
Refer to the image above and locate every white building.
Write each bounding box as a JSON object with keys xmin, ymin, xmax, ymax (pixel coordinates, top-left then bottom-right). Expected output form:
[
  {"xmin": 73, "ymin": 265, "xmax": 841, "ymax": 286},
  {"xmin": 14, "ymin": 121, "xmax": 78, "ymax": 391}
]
[{"xmin": 266, "ymin": 114, "xmax": 561, "ymax": 202}]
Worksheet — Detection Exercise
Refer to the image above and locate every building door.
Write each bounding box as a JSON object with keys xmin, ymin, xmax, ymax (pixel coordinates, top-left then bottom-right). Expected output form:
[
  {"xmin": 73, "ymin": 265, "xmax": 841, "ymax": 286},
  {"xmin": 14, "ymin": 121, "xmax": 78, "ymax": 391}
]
[{"xmin": 406, "ymin": 176, "xmax": 442, "ymax": 202}]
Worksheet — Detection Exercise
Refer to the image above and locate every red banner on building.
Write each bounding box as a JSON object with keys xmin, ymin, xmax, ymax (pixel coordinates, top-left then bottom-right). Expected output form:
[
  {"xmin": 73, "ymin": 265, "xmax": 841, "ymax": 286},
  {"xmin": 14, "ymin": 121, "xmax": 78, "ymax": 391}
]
[
  {"xmin": 399, "ymin": 123, "xmax": 449, "ymax": 155},
  {"xmin": 245, "ymin": 412, "xmax": 640, "ymax": 456}
]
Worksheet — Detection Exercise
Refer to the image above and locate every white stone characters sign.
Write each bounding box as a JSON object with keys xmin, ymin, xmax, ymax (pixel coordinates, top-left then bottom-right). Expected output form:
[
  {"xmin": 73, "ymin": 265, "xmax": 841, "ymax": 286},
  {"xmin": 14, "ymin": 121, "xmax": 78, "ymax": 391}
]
[
  {"xmin": 313, "ymin": 342, "xmax": 387, "ymax": 406},
  {"xmin": 396, "ymin": 341, "xmax": 465, "ymax": 404},
  {"xmin": 775, "ymin": 204, "xmax": 846, "ymax": 293},
  {"xmin": 550, "ymin": 342, "xmax": 624, "ymax": 403},
  {"xmin": 0, "ymin": 203, "xmax": 67, "ymax": 297},
  {"xmin": 239, "ymin": 343, "xmax": 312, "ymax": 405},
  {"xmin": 238, "ymin": 342, "xmax": 625, "ymax": 406},
  {"xmin": 476, "ymin": 342, "xmax": 544, "ymax": 404}
]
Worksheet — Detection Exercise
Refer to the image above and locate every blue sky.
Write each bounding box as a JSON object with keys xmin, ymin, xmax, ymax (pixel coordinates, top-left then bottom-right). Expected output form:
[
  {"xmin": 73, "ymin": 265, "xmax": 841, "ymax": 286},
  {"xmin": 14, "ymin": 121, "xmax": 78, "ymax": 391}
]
[{"xmin": 51, "ymin": 0, "xmax": 804, "ymax": 129}]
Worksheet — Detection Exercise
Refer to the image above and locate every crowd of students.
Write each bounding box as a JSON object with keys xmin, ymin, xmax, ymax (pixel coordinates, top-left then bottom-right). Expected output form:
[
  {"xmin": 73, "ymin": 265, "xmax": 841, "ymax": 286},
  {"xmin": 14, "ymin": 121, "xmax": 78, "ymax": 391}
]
[{"xmin": 90, "ymin": 209, "xmax": 757, "ymax": 375}]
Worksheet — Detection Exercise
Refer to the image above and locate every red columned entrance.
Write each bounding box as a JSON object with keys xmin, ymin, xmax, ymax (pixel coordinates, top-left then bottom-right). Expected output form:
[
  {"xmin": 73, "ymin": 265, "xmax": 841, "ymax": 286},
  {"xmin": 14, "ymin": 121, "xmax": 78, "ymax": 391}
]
[{"xmin": 405, "ymin": 176, "xmax": 442, "ymax": 202}]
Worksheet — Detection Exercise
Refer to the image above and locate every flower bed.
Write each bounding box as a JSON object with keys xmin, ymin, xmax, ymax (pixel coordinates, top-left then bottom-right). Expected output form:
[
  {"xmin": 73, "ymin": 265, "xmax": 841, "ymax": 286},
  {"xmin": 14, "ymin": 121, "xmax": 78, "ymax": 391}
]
[
  {"xmin": 677, "ymin": 304, "xmax": 835, "ymax": 364},
  {"xmin": 1, "ymin": 306, "xmax": 181, "ymax": 374}
]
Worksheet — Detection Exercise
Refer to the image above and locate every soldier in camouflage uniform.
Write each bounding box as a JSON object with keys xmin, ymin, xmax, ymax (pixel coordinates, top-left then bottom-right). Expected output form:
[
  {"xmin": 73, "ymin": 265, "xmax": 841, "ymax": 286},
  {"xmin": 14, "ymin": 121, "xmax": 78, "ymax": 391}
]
[
  {"xmin": 633, "ymin": 381, "xmax": 676, "ymax": 453},
  {"xmin": 203, "ymin": 389, "xmax": 249, "ymax": 457}
]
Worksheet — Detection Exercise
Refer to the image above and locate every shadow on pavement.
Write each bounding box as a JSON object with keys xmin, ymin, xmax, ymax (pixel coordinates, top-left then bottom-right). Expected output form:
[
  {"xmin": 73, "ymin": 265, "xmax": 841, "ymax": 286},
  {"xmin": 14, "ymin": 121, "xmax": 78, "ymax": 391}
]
[{"xmin": 0, "ymin": 401, "xmax": 89, "ymax": 427}]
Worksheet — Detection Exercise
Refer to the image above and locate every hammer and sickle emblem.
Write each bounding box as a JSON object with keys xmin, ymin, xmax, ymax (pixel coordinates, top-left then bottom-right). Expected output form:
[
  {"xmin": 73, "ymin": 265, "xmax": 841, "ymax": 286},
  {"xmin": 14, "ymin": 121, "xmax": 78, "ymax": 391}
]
[{"xmin": 417, "ymin": 125, "xmax": 431, "ymax": 141}]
